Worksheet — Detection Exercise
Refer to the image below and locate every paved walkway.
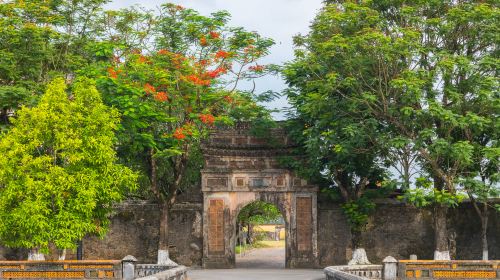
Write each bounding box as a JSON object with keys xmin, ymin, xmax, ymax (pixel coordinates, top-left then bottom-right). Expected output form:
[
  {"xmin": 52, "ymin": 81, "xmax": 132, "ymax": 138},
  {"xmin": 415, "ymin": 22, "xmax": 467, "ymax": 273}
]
[
  {"xmin": 236, "ymin": 247, "xmax": 286, "ymax": 269},
  {"xmin": 188, "ymin": 247, "xmax": 324, "ymax": 280}
]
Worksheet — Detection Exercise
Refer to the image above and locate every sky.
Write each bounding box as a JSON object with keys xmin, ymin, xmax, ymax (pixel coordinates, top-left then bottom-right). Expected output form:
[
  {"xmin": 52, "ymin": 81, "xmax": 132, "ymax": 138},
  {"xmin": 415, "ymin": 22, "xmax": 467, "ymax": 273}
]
[{"xmin": 107, "ymin": 0, "xmax": 324, "ymax": 120}]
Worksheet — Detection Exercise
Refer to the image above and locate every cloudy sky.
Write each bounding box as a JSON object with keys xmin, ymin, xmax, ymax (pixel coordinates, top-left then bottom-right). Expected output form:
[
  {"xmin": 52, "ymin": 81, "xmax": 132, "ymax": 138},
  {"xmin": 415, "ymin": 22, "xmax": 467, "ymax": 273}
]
[{"xmin": 107, "ymin": 0, "xmax": 324, "ymax": 119}]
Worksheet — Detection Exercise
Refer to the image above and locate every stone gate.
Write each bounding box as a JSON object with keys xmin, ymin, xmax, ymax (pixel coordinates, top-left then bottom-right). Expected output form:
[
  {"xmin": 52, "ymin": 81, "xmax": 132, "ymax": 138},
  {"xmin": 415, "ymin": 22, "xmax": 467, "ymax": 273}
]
[{"xmin": 201, "ymin": 124, "xmax": 319, "ymax": 268}]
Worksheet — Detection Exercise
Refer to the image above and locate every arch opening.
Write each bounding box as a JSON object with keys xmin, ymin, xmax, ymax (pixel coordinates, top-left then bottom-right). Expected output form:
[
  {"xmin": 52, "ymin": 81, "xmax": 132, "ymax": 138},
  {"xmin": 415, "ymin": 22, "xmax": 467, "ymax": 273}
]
[{"xmin": 234, "ymin": 201, "xmax": 286, "ymax": 269}]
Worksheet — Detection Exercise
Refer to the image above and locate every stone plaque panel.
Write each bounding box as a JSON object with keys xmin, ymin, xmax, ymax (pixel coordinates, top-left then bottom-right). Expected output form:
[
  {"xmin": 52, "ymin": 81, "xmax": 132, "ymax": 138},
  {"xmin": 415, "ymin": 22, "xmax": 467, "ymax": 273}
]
[
  {"xmin": 235, "ymin": 177, "xmax": 245, "ymax": 188},
  {"xmin": 207, "ymin": 178, "xmax": 227, "ymax": 187},
  {"xmin": 208, "ymin": 199, "xmax": 225, "ymax": 254},
  {"xmin": 296, "ymin": 197, "xmax": 312, "ymax": 252}
]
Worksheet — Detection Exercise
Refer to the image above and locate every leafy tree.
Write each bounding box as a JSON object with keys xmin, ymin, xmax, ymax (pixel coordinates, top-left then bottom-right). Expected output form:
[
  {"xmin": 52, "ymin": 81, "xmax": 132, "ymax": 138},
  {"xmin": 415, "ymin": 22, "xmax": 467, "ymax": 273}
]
[
  {"xmin": 237, "ymin": 201, "xmax": 282, "ymax": 245},
  {"xmin": 95, "ymin": 4, "xmax": 274, "ymax": 264},
  {"xmin": 459, "ymin": 115, "xmax": 499, "ymax": 260},
  {"xmin": 0, "ymin": 78, "xmax": 137, "ymax": 260},
  {"xmin": 293, "ymin": 0, "xmax": 498, "ymax": 259},
  {"xmin": 372, "ymin": 0, "xmax": 497, "ymax": 259},
  {"xmin": 283, "ymin": 4, "xmax": 389, "ymax": 261},
  {"xmin": 0, "ymin": 0, "xmax": 110, "ymax": 129}
]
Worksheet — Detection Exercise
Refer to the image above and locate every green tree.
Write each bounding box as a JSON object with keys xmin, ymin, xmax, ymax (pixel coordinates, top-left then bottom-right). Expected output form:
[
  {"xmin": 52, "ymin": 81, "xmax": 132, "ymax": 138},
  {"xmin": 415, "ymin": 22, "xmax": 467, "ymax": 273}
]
[
  {"xmin": 293, "ymin": 0, "xmax": 498, "ymax": 259},
  {"xmin": 0, "ymin": 0, "xmax": 110, "ymax": 129},
  {"xmin": 237, "ymin": 201, "xmax": 282, "ymax": 245},
  {"xmin": 459, "ymin": 115, "xmax": 499, "ymax": 260},
  {"xmin": 0, "ymin": 78, "xmax": 137, "ymax": 260},
  {"xmin": 283, "ymin": 3, "xmax": 390, "ymax": 263}
]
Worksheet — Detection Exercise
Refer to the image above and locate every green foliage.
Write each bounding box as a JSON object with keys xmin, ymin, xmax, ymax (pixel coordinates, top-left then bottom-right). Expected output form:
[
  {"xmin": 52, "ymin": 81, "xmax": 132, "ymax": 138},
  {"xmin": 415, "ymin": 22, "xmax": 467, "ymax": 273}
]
[
  {"xmin": 283, "ymin": 2, "xmax": 390, "ymax": 239},
  {"xmin": 238, "ymin": 201, "xmax": 282, "ymax": 225},
  {"xmin": 341, "ymin": 199, "xmax": 375, "ymax": 233},
  {"xmin": 284, "ymin": 1, "xmax": 499, "ymax": 246},
  {"xmin": 289, "ymin": 0, "xmax": 498, "ymax": 201},
  {"xmin": 0, "ymin": 0, "xmax": 123, "ymax": 132},
  {"xmin": 0, "ymin": 78, "xmax": 137, "ymax": 252},
  {"xmin": 398, "ymin": 183, "xmax": 466, "ymax": 209}
]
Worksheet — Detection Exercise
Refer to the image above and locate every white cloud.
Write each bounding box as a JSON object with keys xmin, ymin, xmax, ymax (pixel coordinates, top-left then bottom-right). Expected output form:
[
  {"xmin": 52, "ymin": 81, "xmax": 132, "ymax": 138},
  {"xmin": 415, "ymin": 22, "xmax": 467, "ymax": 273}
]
[{"xmin": 107, "ymin": 0, "xmax": 323, "ymax": 119}]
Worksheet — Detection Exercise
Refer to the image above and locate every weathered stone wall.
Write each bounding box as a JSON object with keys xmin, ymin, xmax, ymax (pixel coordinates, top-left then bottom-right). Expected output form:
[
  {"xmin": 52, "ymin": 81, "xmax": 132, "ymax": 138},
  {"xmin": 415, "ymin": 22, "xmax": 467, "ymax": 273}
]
[
  {"xmin": 450, "ymin": 202, "xmax": 500, "ymax": 261},
  {"xmin": 317, "ymin": 198, "xmax": 500, "ymax": 266},
  {"xmin": 79, "ymin": 200, "xmax": 203, "ymax": 266},
  {"xmin": 1, "ymin": 198, "xmax": 498, "ymax": 267},
  {"xmin": 81, "ymin": 201, "xmax": 160, "ymax": 263}
]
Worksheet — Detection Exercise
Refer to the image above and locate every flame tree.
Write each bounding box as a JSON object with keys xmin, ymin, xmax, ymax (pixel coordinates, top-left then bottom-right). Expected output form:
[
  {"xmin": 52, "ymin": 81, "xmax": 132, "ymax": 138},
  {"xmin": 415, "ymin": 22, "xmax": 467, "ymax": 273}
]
[{"xmin": 95, "ymin": 4, "xmax": 274, "ymax": 264}]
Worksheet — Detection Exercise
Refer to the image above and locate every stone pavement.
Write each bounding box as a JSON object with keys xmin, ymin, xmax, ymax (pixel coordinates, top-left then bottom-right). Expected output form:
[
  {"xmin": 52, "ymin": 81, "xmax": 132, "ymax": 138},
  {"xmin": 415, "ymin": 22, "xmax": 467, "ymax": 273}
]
[
  {"xmin": 188, "ymin": 268, "xmax": 325, "ymax": 280},
  {"xmin": 236, "ymin": 247, "xmax": 286, "ymax": 269},
  {"xmin": 188, "ymin": 247, "xmax": 324, "ymax": 280}
]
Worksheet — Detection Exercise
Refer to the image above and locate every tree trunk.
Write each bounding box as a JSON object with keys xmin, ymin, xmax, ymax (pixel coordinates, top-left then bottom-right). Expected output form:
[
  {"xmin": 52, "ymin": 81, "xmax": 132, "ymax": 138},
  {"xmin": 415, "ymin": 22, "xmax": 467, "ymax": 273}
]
[
  {"xmin": 351, "ymin": 229, "xmax": 362, "ymax": 249},
  {"xmin": 58, "ymin": 249, "xmax": 66, "ymax": 260},
  {"xmin": 348, "ymin": 229, "xmax": 370, "ymax": 265},
  {"xmin": 76, "ymin": 240, "xmax": 83, "ymax": 260},
  {"xmin": 247, "ymin": 224, "xmax": 254, "ymax": 245},
  {"xmin": 157, "ymin": 202, "xmax": 177, "ymax": 265},
  {"xmin": 433, "ymin": 205, "xmax": 450, "ymax": 260},
  {"xmin": 28, "ymin": 248, "xmax": 45, "ymax": 261},
  {"xmin": 159, "ymin": 202, "xmax": 169, "ymax": 251},
  {"xmin": 481, "ymin": 203, "xmax": 489, "ymax": 260},
  {"xmin": 0, "ymin": 108, "xmax": 7, "ymax": 125}
]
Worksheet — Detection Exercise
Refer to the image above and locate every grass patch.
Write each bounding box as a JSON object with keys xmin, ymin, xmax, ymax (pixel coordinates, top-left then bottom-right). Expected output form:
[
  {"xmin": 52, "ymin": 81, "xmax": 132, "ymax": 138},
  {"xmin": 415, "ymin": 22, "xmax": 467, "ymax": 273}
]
[{"xmin": 236, "ymin": 240, "xmax": 285, "ymax": 254}]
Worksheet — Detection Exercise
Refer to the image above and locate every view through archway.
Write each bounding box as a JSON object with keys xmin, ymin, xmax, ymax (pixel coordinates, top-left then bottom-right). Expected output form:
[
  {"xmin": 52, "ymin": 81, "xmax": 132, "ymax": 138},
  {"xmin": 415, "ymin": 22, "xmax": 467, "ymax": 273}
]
[{"xmin": 235, "ymin": 201, "xmax": 286, "ymax": 269}]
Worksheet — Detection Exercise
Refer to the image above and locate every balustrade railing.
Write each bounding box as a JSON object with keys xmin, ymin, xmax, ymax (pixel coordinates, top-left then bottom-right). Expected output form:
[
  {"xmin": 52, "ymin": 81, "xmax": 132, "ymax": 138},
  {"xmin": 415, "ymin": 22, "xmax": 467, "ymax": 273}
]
[{"xmin": 325, "ymin": 265, "xmax": 383, "ymax": 280}]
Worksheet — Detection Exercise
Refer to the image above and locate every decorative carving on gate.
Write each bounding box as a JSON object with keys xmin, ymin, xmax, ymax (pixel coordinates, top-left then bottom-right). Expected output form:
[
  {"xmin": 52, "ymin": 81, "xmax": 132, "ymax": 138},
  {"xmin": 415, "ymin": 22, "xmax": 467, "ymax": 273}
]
[
  {"xmin": 208, "ymin": 199, "xmax": 225, "ymax": 254},
  {"xmin": 296, "ymin": 196, "xmax": 312, "ymax": 253}
]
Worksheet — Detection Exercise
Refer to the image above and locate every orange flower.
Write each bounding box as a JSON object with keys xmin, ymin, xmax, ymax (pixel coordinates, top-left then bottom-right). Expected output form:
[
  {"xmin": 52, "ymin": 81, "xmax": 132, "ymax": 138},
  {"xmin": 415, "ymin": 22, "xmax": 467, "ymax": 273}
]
[
  {"xmin": 199, "ymin": 59, "xmax": 210, "ymax": 66},
  {"xmin": 157, "ymin": 49, "xmax": 169, "ymax": 55},
  {"xmin": 176, "ymin": 5, "xmax": 184, "ymax": 11},
  {"xmin": 107, "ymin": 67, "xmax": 118, "ymax": 79},
  {"xmin": 200, "ymin": 36, "xmax": 208, "ymax": 46},
  {"xmin": 249, "ymin": 64, "xmax": 265, "ymax": 72},
  {"xmin": 144, "ymin": 83, "xmax": 156, "ymax": 95},
  {"xmin": 187, "ymin": 75, "xmax": 211, "ymax": 86},
  {"xmin": 209, "ymin": 31, "xmax": 220, "ymax": 39},
  {"xmin": 215, "ymin": 50, "xmax": 229, "ymax": 59},
  {"xmin": 199, "ymin": 114, "xmax": 215, "ymax": 125},
  {"xmin": 173, "ymin": 128, "xmax": 186, "ymax": 140},
  {"xmin": 138, "ymin": 55, "xmax": 149, "ymax": 64},
  {"xmin": 154, "ymin": 91, "xmax": 168, "ymax": 102},
  {"xmin": 206, "ymin": 67, "xmax": 227, "ymax": 79},
  {"xmin": 224, "ymin": 95, "xmax": 233, "ymax": 103}
]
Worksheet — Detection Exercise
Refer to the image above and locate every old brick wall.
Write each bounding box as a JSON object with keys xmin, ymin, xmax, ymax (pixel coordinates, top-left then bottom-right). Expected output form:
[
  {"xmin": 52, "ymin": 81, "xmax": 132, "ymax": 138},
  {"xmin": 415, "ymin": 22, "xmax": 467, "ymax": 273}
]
[
  {"xmin": 79, "ymin": 200, "xmax": 203, "ymax": 266},
  {"xmin": 450, "ymin": 202, "xmax": 500, "ymax": 260},
  {"xmin": 80, "ymin": 201, "xmax": 160, "ymax": 263},
  {"xmin": 1, "ymin": 198, "xmax": 498, "ymax": 267},
  {"xmin": 318, "ymin": 198, "xmax": 500, "ymax": 266},
  {"xmin": 0, "ymin": 199, "xmax": 202, "ymax": 265}
]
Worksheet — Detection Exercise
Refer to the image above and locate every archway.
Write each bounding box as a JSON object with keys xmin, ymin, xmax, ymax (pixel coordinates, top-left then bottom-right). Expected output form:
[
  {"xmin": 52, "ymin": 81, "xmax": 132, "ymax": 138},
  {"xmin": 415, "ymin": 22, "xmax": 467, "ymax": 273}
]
[
  {"xmin": 235, "ymin": 201, "xmax": 286, "ymax": 268},
  {"xmin": 200, "ymin": 124, "xmax": 319, "ymax": 269}
]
